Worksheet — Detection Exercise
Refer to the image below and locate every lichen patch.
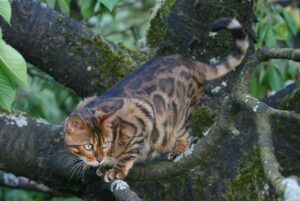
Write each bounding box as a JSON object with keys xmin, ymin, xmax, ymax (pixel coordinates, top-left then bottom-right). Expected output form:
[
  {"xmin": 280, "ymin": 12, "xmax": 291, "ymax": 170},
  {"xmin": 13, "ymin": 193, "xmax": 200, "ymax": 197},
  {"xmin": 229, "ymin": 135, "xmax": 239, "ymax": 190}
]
[
  {"xmin": 282, "ymin": 178, "xmax": 300, "ymax": 201},
  {"xmin": 110, "ymin": 179, "xmax": 129, "ymax": 192},
  {"xmin": 1, "ymin": 114, "xmax": 28, "ymax": 127}
]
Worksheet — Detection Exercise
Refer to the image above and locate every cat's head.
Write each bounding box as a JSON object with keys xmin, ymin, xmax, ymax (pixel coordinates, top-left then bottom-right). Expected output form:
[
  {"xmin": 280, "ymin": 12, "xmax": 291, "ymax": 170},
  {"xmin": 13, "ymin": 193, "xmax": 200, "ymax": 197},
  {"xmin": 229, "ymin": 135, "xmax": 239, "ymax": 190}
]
[{"xmin": 64, "ymin": 109, "xmax": 113, "ymax": 167}]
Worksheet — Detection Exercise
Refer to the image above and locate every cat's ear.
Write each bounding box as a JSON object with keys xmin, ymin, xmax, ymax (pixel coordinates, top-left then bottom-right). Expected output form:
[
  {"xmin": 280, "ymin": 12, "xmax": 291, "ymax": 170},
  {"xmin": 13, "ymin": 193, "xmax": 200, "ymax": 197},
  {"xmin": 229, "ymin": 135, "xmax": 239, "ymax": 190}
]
[
  {"xmin": 65, "ymin": 114, "xmax": 85, "ymax": 134},
  {"xmin": 95, "ymin": 111, "xmax": 111, "ymax": 123},
  {"xmin": 77, "ymin": 96, "xmax": 97, "ymax": 109}
]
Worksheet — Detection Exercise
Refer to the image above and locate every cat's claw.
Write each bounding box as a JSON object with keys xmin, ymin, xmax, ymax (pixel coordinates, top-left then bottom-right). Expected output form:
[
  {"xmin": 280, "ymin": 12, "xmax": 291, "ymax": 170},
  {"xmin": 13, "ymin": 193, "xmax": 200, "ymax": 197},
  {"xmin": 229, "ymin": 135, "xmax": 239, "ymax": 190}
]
[
  {"xmin": 104, "ymin": 169, "xmax": 126, "ymax": 182},
  {"xmin": 167, "ymin": 152, "xmax": 180, "ymax": 160},
  {"xmin": 96, "ymin": 167, "xmax": 105, "ymax": 177}
]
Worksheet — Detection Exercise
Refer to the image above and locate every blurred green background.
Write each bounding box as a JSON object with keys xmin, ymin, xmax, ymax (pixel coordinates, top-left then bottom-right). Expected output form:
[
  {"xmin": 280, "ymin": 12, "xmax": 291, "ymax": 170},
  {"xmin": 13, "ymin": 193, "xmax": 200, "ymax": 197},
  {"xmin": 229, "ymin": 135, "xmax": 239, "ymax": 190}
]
[{"xmin": 1, "ymin": 0, "xmax": 300, "ymax": 200}]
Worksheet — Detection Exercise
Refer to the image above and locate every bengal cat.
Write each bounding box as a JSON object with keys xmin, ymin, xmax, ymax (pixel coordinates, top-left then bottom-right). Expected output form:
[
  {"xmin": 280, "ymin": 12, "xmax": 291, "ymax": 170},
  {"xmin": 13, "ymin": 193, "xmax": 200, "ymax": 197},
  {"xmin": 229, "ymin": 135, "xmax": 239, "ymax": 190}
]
[{"xmin": 64, "ymin": 18, "xmax": 249, "ymax": 182}]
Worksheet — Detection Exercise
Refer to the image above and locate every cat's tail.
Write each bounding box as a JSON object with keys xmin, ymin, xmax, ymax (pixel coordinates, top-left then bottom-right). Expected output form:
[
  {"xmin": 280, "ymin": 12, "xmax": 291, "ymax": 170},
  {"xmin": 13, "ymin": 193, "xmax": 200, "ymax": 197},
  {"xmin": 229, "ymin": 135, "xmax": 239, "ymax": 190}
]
[{"xmin": 203, "ymin": 18, "xmax": 249, "ymax": 80}]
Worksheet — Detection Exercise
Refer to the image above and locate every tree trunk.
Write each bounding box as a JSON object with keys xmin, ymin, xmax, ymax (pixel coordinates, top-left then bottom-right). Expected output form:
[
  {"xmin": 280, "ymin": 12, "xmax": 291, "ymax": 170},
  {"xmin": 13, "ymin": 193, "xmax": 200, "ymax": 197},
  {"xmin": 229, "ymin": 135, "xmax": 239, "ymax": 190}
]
[{"xmin": 0, "ymin": 0, "xmax": 299, "ymax": 201}]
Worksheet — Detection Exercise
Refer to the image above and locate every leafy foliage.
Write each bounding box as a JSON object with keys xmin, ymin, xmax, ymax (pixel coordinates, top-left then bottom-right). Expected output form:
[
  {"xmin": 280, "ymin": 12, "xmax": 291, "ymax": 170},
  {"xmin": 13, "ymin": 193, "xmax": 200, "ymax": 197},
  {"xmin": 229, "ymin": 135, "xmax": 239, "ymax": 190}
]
[
  {"xmin": 0, "ymin": 0, "xmax": 27, "ymax": 112},
  {"xmin": 40, "ymin": 0, "xmax": 121, "ymax": 17},
  {"xmin": 13, "ymin": 65, "xmax": 80, "ymax": 122},
  {"xmin": 251, "ymin": 0, "xmax": 300, "ymax": 98},
  {"xmin": 0, "ymin": 67, "xmax": 16, "ymax": 111},
  {"xmin": 0, "ymin": 0, "xmax": 11, "ymax": 24},
  {"xmin": 39, "ymin": 0, "xmax": 153, "ymax": 48},
  {"xmin": 0, "ymin": 187, "xmax": 81, "ymax": 201}
]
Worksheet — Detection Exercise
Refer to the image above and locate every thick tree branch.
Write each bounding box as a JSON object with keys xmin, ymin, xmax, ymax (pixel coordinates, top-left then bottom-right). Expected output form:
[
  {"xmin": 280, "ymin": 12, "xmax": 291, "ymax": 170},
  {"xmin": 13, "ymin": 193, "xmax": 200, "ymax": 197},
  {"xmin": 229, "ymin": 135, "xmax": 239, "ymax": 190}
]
[
  {"xmin": 0, "ymin": 112, "xmax": 145, "ymax": 200},
  {"xmin": 0, "ymin": 113, "xmax": 114, "ymax": 199},
  {"xmin": 2, "ymin": 0, "xmax": 255, "ymax": 107},
  {"xmin": 1, "ymin": 0, "xmax": 144, "ymax": 96},
  {"xmin": 0, "ymin": 172, "xmax": 54, "ymax": 194}
]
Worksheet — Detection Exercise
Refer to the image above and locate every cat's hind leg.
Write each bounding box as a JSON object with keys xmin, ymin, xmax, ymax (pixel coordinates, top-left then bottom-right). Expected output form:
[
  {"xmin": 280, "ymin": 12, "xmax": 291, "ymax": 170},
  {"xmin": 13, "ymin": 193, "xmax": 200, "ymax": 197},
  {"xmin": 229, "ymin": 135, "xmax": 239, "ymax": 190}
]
[{"xmin": 168, "ymin": 129, "xmax": 192, "ymax": 160}]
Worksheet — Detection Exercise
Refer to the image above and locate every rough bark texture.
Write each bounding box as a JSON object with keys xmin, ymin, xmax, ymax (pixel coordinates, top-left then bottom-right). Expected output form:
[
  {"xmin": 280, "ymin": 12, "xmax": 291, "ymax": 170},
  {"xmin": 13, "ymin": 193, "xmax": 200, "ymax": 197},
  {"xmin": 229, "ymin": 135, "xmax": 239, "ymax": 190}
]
[
  {"xmin": 0, "ymin": 0, "xmax": 299, "ymax": 201},
  {"xmin": 2, "ymin": 0, "xmax": 144, "ymax": 96},
  {"xmin": 148, "ymin": 0, "xmax": 255, "ymax": 107}
]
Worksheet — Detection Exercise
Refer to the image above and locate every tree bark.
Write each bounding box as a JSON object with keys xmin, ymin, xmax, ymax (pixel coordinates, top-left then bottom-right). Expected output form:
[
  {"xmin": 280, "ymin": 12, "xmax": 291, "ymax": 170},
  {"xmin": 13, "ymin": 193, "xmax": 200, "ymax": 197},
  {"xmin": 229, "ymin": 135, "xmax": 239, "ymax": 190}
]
[
  {"xmin": 2, "ymin": 0, "xmax": 144, "ymax": 96},
  {"xmin": 0, "ymin": 0, "xmax": 299, "ymax": 201}
]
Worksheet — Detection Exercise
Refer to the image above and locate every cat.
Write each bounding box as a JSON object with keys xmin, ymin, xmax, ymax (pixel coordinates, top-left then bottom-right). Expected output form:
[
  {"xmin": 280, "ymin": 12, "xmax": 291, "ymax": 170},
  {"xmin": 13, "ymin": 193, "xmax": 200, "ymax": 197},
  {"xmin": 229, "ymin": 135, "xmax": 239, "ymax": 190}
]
[{"xmin": 64, "ymin": 17, "xmax": 249, "ymax": 182}]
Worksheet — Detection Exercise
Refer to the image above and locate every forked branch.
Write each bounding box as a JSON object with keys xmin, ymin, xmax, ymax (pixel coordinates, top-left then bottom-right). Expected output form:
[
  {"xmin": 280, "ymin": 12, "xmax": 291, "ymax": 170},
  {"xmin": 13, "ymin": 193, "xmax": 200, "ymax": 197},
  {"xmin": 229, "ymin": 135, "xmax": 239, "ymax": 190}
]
[{"xmin": 131, "ymin": 47, "xmax": 300, "ymax": 200}]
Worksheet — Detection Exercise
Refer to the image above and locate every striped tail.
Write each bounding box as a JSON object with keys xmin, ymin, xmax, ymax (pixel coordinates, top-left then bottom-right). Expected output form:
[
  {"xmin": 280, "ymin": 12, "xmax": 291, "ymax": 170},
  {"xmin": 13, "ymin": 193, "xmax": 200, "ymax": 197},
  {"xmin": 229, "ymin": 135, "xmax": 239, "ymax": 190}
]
[{"xmin": 203, "ymin": 18, "xmax": 249, "ymax": 80}]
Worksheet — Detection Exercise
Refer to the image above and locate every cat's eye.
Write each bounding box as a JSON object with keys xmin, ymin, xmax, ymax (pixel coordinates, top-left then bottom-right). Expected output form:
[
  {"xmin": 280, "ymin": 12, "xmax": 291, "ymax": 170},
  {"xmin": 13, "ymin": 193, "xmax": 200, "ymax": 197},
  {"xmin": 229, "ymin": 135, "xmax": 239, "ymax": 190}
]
[
  {"xmin": 84, "ymin": 143, "xmax": 93, "ymax": 151},
  {"xmin": 102, "ymin": 141, "xmax": 109, "ymax": 148}
]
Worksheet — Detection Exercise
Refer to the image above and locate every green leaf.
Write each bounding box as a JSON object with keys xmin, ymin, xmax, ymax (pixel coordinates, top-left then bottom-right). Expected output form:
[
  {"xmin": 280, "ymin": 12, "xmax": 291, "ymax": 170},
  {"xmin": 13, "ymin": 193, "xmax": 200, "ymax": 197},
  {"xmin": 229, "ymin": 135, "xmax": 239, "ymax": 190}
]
[
  {"xmin": 288, "ymin": 7, "xmax": 300, "ymax": 31},
  {"xmin": 287, "ymin": 60, "xmax": 300, "ymax": 77},
  {"xmin": 249, "ymin": 75, "xmax": 266, "ymax": 99},
  {"xmin": 272, "ymin": 23, "xmax": 289, "ymax": 41},
  {"xmin": 58, "ymin": 0, "xmax": 71, "ymax": 16},
  {"xmin": 79, "ymin": 0, "xmax": 94, "ymax": 18},
  {"xmin": 0, "ymin": 39, "xmax": 27, "ymax": 85},
  {"xmin": 282, "ymin": 9, "xmax": 297, "ymax": 36},
  {"xmin": 258, "ymin": 64, "xmax": 266, "ymax": 83},
  {"xmin": 258, "ymin": 22, "xmax": 269, "ymax": 42},
  {"xmin": 0, "ymin": 0, "xmax": 11, "ymax": 24},
  {"xmin": 46, "ymin": 0, "xmax": 56, "ymax": 9},
  {"xmin": 0, "ymin": 67, "xmax": 16, "ymax": 111},
  {"xmin": 267, "ymin": 65, "xmax": 283, "ymax": 91},
  {"xmin": 266, "ymin": 27, "xmax": 277, "ymax": 48},
  {"xmin": 99, "ymin": 0, "xmax": 119, "ymax": 12},
  {"xmin": 277, "ymin": 60, "xmax": 289, "ymax": 80}
]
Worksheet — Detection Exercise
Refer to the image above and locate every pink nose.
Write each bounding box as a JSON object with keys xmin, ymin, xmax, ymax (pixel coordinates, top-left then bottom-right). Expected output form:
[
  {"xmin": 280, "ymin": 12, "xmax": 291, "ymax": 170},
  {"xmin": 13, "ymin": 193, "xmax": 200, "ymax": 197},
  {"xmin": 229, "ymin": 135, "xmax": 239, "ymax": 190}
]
[{"xmin": 96, "ymin": 156, "xmax": 102, "ymax": 163}]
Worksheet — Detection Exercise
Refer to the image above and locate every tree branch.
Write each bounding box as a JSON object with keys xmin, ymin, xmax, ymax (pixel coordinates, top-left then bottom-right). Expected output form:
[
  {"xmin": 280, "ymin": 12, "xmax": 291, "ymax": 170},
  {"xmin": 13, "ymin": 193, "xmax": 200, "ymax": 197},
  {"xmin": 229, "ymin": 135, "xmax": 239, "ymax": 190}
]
[
  {"xmin": 0, "ymin": 113, "xmax": 116, "ymax": 199},
  {"xmin": 256, "ymin": 114, "xmax": 285, "ymax": 195},
  {"xmin": 110, "ymin": 180, "xmax": 143, "ymax": 201},
  {"xmin": 0, "ymin": 172, "xmax": 54, "ymax": 194},
  {"xmin": 230, "ymin": 47, "xmax": 300, "ymax": 200},
  {"xmin": 1, "ymin": 0, "xmax": 144, "ymax": 96}
]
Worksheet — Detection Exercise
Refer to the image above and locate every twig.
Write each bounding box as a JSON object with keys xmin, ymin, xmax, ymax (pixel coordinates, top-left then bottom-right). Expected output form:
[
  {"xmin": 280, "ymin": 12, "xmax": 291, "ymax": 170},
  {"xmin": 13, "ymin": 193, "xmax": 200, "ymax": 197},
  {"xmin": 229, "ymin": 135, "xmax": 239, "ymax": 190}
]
[{"xmin": 235, "ymin": 47, "xmax": 300, "ymax": 95}]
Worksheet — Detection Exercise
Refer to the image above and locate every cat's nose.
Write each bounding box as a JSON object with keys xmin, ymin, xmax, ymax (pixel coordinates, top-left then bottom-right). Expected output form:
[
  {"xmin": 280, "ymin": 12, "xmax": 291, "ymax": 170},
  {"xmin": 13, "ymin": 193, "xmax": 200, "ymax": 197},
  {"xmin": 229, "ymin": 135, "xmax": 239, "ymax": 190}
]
[{"xmin": 96, "ymin": 157, "xmax": 102, "ymax": 163}]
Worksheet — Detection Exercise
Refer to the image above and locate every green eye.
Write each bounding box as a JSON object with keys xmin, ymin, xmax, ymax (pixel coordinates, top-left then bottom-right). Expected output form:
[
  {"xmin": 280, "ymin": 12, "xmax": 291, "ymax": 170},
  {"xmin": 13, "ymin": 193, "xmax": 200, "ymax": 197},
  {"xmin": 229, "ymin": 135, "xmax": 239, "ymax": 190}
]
[
  {"xmin": 84, "ymin": 143, "xmax": 93, "ymax": 151},
  {"xmin": 102, "ymin": 142, "xmax": 109, "ymax": 148}
]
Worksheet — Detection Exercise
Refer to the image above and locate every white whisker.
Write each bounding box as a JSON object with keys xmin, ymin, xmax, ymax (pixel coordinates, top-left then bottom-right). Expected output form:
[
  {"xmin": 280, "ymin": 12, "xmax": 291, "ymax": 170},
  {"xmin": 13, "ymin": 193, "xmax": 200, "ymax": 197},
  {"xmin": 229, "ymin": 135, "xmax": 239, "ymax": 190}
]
[{"xmin": 68, "ymin": 160, "xmax": 85, "ymax": 182}]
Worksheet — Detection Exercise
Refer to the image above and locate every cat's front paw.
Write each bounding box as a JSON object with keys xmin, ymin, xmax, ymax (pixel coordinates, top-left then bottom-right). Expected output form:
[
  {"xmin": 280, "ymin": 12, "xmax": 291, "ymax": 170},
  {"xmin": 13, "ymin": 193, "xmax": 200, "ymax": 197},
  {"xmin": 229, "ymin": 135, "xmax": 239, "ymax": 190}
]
[
  {"xmin": 96, "ymin": 166, "xmax": 106, "ymax": 177},
  {"xmin": 104, "ymin": 168, "xmax": 127, "ymax": 182},
  {"xmin": 97, "ymin": 160, "xmax": 114, "ymax": 177}
]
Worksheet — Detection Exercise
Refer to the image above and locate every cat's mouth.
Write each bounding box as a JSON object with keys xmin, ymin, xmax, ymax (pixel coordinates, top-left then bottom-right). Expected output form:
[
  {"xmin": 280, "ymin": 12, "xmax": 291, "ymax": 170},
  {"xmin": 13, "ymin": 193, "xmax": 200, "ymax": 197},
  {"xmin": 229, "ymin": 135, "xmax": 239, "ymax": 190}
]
[
  {"xmin": 87, "ymin": 161, "xmax": 101, "ymax": 167},
  {"xmin": 79, "ymin": 156, "xmax": 100, "ymax": 167},
  {"xmin": 99, "ymin": 158, "xmax": 116, "ymax": 169}
]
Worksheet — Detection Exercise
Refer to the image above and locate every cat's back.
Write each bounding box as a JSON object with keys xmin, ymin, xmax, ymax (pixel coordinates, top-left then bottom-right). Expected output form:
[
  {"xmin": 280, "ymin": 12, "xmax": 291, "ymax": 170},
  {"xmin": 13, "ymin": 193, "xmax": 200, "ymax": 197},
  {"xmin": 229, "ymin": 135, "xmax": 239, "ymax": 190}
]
[{"xmin": 101, "ymin": 54, "xmax": 205, "ymax": 100}]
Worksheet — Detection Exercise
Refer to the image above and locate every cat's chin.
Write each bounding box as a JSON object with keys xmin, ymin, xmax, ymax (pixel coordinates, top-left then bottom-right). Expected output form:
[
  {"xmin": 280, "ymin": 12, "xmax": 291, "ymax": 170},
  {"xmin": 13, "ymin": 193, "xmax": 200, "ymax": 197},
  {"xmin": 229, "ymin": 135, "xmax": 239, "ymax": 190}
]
[{"xmin": 86, "ymin": 161, "xmax": 101, "ymax": 167}]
